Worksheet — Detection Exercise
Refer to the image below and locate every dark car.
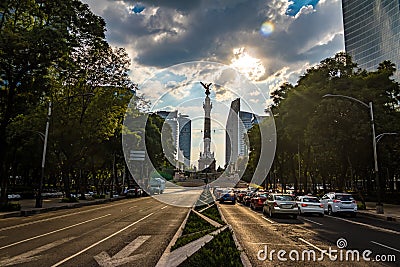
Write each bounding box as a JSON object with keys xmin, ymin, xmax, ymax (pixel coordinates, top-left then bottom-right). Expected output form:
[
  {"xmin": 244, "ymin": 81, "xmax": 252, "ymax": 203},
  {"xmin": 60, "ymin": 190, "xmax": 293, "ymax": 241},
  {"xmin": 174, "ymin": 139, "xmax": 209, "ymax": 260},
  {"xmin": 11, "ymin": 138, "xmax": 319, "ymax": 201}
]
[
  {"xmin": 250, "ymin": 192, "xmax": 268, "ymax": 210},
  {"xmin": 126, "ymin": 187, "xmax": 142, "ymax": 198},
  {"xmin": 219, "ymin": 190, "xmax": 236, "ymax": 204},
  {"xmin": 235, "ymin": 190, "xmax": 248, "ymax": 203},
  {"xmin": 243, "ymin": 192, "xmax": 256, "ymax": 206}
]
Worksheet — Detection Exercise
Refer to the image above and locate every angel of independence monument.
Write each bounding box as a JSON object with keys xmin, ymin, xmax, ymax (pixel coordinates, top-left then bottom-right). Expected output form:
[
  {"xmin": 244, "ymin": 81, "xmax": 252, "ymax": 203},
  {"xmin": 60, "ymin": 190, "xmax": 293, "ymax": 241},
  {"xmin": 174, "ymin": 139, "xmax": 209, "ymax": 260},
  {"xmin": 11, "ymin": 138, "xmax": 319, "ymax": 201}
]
[{"xmin": 198, "ymin": 82, "xmax": 216, "ymax": 172}]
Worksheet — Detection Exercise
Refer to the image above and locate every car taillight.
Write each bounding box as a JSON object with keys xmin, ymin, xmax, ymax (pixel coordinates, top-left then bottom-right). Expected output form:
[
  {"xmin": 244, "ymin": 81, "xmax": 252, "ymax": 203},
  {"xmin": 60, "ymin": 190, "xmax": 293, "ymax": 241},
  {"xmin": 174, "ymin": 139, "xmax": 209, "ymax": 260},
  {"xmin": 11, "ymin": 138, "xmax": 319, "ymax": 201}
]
[
  {"xmin": 301, "ymin": 203, "xmax": 307, "ymax": 207},
  {"xmin": 258, "ymin": 199, "xmax": 263, "ymax": 204},
  {"xmin": 273, "ymin": 202, "xmax": 278, "ymax": 207},
  {"xmin": 333, "ymin": 199, "xmax": 341, "ymax": 203},
  {"xmin": 320, "ymin": 204, "xmax": 324, "ymax": 208}
]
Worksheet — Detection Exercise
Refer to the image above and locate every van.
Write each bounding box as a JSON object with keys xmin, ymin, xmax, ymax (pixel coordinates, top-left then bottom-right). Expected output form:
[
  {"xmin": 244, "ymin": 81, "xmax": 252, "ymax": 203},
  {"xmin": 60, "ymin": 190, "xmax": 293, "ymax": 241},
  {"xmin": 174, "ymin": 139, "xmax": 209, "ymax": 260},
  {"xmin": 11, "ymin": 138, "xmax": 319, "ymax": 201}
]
[{"xmin": 150, "ymin": 177, "xmax": 166, "ymax": 194}]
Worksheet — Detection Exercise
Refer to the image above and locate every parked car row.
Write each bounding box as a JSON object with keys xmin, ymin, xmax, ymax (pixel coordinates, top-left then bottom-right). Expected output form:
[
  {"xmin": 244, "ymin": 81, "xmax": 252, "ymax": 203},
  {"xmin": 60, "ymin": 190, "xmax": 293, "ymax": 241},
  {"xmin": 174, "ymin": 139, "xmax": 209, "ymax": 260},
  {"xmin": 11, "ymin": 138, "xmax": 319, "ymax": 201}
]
[{"xmin": 216, "ymin": 188, "xmax": 358, "ymax": 219}]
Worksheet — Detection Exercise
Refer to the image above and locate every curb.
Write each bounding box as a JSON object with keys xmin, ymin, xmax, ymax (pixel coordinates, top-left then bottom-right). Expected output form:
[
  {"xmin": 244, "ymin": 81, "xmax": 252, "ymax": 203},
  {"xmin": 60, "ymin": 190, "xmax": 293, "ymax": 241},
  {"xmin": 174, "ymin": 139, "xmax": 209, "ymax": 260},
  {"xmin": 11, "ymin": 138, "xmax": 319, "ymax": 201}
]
[
  {"xmin": 358, "ymin": 210, "xmax": 399, "ymax": 222},
  {"xmin": 0, "ymin": 196, "xmax": 126, "ymax": 219}
]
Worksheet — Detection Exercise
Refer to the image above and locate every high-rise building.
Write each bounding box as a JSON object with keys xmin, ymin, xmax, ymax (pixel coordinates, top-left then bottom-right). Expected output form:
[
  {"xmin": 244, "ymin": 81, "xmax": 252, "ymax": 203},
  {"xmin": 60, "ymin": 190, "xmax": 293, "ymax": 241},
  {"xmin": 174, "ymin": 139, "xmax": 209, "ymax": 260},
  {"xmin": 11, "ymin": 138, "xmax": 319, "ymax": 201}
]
[
  {"xmin": 342, "ymin": 0, "xmax": 400, "ymax": 80},
  {"xmin": 178, "ymin": 114, "xmax": 191, "ymax": 169},
  {"xmin": 225, "ymin": 98, "xmax": 240, "ymax": 168},
  {"xmin": 155, "ymin": 110, "xmax": 191, "ymax": 169},
  {"xmin": 225, "ymin": 98, "xmax": 264, "ymax": 170}
]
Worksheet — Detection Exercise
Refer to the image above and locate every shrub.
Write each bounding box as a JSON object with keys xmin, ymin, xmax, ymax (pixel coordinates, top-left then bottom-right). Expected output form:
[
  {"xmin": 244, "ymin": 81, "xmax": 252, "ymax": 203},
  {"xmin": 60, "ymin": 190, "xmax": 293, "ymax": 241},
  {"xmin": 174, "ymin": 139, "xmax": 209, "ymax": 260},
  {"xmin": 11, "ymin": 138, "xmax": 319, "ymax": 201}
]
[
  {"xmin": 0, "ymin": 202, "xmax": 21, "ymax": 212},
  {"xmin": 201, "ymin": 204, "xmax": 225, "ymax": 225},
  {"xmin": 60, "ymin": 197, "xmax": 78, "ymax": 203},
  {"xmin": 180, "ymin": 228, "xmax": 243, "ymax": 267}
]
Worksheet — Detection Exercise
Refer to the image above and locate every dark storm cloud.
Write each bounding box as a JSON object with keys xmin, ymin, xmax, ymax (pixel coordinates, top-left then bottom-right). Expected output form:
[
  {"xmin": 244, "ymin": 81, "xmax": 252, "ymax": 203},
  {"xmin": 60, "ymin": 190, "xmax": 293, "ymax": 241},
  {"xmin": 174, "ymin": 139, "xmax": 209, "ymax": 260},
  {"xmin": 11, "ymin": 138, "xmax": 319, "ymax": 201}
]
[{"xmin": 84, "ymin": 0, "xmax": 343, "ymax": 78}]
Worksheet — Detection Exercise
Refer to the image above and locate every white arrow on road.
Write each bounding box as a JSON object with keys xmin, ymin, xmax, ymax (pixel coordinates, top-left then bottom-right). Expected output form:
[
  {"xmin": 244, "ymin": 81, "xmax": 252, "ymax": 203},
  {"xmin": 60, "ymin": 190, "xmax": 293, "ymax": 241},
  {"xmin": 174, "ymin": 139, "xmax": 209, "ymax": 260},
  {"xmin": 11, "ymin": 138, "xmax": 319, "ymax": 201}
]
[
  {"xmin": 94, "ymin": 235, "xmax": 151, "ymax": 267},
  {"xmin": 0, "ymin": 237, "xmax": 75, "ymax": 266}
]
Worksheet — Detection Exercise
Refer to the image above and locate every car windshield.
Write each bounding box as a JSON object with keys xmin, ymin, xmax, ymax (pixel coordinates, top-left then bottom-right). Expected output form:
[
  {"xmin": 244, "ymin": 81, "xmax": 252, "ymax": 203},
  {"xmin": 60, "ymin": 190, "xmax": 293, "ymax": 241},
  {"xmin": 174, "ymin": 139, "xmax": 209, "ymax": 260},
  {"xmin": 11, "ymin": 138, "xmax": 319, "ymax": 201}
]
[
  {"xmin": 258, "ymin": 194, "xmax": 268, "ymax": 198},
  {"xmin": 302, "ymin": 197, "xmax": 319, "ymax": 203},
  {"xmin": 335, "ymin": 194, "xmax": 354, "ymax": 201},
  {"xmin": 274, "ymin": 195, "xmax": 294, "ymax": 201}
]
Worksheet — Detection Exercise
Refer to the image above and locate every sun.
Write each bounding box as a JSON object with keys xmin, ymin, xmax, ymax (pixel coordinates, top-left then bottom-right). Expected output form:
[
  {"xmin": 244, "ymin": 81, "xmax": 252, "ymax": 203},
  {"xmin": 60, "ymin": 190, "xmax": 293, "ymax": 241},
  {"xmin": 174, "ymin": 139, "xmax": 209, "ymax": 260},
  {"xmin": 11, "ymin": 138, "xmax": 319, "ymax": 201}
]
[{"xmin": 230, "ymin": 48, "xmax": 266, "ymax": 81}]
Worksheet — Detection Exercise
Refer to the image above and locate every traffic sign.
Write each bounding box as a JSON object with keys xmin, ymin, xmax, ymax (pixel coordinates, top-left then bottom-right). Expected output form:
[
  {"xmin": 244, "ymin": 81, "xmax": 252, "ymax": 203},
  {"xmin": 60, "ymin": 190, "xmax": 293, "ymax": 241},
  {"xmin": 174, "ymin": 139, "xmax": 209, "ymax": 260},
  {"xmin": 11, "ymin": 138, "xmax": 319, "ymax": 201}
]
[{"xmin": 130, "ymin": 150, "xmax": 145, "ymax": 161}]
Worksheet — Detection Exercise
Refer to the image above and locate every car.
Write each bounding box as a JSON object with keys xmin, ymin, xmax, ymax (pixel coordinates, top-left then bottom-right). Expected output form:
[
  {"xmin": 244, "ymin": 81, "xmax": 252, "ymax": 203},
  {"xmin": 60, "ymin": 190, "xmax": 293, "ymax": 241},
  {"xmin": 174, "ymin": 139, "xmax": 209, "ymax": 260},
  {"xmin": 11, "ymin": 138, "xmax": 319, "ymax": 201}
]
[
  {"xmin": 149, "ymin": 177, "xmax": 166, "ymax": 194},
  {"xmin": 235, "ymin": 190, "xmax": 248, "ymax": 203},
  {"xmin": 320, "ymin": 192, "xmax": 357, "ymax": 216},
  {"xmin": 219, "ymin": 190, "xmax": 236, "ymax": 204},
  {"xmin": 263, "ymin": 193, "xmax": 299, "ymax": 219},
  {"xmin": 126, "ymin": 187, "xmax": 142, "ymax": 198},
  {"xmin": 295, "ymin": 195, "xmax": 324, "ymax": 217},
  {"xmin": 243, "ymin": 192, "xmax": 256, "ymax": 206},
  {"xmin": 250, "ymin": 192, "xmax": 268, "ymax": 210}
]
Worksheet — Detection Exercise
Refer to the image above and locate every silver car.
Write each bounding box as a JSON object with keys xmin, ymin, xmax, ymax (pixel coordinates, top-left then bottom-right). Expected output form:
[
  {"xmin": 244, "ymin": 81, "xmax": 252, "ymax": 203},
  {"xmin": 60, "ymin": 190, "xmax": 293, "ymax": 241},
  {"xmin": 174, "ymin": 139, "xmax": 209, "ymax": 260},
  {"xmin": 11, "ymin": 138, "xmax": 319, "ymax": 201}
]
[
  {"xmin": 263, "ymin": 193, "xmax": 299, "ymax": 219},
  {"xmin": 320, "ymin": 192, "xmax": 357, "ymax": 216},
  {"xmin": 296, "ymin": 195, "xmax": 324, "ymax": 217}
]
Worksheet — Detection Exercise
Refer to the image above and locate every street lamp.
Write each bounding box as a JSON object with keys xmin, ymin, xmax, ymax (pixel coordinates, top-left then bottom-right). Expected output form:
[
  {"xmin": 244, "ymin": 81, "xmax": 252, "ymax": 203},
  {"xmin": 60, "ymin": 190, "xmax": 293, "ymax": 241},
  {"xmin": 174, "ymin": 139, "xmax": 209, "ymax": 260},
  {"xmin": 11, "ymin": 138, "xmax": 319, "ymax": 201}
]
[
  {"xmin": 322, "ymin": 94, "xmax": 384, "ymax": 214},
  {"xmin": 35, "ymin": 93, "xmax": 94, "ymax": 208},
  {"xmin": 35, "ymin": 101, "xmax": 51, "ymax": 208}
]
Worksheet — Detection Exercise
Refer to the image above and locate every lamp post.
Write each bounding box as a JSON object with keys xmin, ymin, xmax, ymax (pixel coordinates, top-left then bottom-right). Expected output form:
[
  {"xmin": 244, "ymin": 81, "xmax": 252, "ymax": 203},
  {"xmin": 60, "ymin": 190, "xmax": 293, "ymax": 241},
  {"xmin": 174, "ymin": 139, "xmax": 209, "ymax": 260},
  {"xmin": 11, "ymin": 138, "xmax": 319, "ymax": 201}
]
[
  {"xmin": 35, "ymin": 93, "xmax": 94, "ymax": 208},
  {"xmin": 322, "ymin": 94, "xmax": 384, "ymax": 214},
  {"xmin": 35, "ymin": 101, "xmax": 51, "ymax": 208}
]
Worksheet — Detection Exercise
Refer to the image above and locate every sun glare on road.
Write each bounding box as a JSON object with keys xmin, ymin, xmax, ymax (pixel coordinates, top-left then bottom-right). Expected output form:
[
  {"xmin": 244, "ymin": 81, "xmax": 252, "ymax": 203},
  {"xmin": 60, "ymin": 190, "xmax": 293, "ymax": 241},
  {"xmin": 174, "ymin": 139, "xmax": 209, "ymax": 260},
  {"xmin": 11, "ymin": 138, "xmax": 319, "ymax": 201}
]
[{"xmin": 230, "ymin": 47, "xmax": 266, "ymax": 81}]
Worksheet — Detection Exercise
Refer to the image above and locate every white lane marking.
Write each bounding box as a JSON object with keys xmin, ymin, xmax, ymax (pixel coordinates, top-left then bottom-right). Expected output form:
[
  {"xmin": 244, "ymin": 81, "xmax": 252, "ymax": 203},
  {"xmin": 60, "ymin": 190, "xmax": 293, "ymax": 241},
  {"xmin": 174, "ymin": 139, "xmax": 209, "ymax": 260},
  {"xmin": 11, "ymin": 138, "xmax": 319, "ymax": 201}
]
[
  {"xmin": 51, "ymin": 212, "xmax": 154, "ymax": 267},
  {"xmin": 0, "ymin": 214, "xmax": 111, "ymax": 250},
  {"xmin": 0, "ymin": 199, "xmax": 139, "ymax": 232},
  {"xmin": 94, "ymin": 236, "xmax": 151, "ymax": 266},
  {"xmin": 0, "ymin": 237, "xmax": 75, "ymax": 266},
  {"xmin": 298, "ymin": 238, "xmax": 332, "ymax": 259},
  {"xmin": 371, "ymin": 241, "xmax": 400, "ymax": 253},
  {"xmin": 161, "ymin": 205, "xmax": 168, "ymax": 210},
  {"xmin": 327, "ymin": 215, "xmax": 400, "ymax": 235},
  {"xmin": 262, "ymin": 216, "xmax": 275, "ymax": 224},
  {"xmin": 302, "ymin": 218, "xmax": 323, "ymax": 226}
]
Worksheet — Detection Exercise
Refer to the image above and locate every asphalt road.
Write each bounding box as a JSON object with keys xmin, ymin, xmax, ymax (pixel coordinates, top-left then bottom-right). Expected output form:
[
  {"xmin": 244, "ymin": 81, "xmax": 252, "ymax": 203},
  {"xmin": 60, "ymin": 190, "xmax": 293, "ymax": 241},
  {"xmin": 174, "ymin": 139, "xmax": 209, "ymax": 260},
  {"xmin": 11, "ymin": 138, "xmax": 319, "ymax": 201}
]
[
  {"xmin": 0, "ymin": 195, "xmax": 194, "ymax": 267},
  {"xmin": 218, "ymin": 201, "xmax": 400, "ymax": 267}
]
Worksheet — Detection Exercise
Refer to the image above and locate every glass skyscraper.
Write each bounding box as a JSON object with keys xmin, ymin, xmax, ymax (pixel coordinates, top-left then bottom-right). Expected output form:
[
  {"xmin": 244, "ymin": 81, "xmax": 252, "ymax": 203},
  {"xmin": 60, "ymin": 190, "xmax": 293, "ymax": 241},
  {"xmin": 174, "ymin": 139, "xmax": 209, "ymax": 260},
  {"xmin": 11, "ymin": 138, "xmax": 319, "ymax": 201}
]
[{"xmin": 342, "ymin": 0, "xmax": 400, "ymax": 80}]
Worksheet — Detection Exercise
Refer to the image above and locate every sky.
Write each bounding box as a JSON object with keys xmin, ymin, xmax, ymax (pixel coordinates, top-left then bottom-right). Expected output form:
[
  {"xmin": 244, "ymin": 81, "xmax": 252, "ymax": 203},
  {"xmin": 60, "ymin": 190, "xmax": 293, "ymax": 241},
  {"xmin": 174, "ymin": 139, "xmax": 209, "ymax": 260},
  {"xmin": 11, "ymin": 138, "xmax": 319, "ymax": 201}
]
[{"xmin": 82, "ymin": 0, "xmax": 345, "ymax": 168}]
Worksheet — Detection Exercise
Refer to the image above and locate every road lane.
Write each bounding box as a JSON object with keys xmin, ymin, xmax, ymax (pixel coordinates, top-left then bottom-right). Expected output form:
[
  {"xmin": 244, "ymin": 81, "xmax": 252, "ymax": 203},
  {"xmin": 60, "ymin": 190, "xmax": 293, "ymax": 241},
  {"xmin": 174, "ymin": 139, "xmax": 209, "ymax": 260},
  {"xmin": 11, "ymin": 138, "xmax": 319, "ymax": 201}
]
[
  {"xmin": 0, "ymin": 197, "xmax": 190, "ymax": 267},
  {"xmin": 219, "ymin": 202, "xmax": 389, "ymax": 266}
]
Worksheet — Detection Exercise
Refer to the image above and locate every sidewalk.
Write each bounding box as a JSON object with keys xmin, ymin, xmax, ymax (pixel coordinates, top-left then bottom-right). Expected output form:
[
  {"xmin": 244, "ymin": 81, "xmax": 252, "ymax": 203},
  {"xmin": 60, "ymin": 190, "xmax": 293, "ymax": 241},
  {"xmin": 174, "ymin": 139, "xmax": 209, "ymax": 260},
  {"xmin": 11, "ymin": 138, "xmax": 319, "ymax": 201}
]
[
  {"xmin": 357, "ymin": 202, "xmax": 400, "ymax": 222},
  {"xmin": 0, "ymin": 196, "xmax": 125, "ymax": 219}
]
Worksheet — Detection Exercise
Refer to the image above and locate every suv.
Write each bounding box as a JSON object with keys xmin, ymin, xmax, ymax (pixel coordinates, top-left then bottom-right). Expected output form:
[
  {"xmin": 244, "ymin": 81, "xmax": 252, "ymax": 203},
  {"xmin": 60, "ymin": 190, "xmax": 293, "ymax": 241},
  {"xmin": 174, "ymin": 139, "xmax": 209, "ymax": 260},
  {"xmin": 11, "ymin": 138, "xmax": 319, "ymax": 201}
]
[{"xmin": 320, "ymin": 192, "xmax": 357, "ymax": 216}]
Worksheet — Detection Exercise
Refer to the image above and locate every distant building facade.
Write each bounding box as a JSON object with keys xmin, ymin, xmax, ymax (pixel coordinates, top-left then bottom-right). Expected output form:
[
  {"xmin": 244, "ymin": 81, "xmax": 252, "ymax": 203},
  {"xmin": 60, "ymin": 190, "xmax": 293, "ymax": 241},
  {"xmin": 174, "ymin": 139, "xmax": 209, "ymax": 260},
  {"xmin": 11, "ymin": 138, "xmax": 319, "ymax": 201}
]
[
  {"xmin": 225, "ymin": 98, "xmax": 263, "ymax": 171},
  {"xmin": 155, "ymin": 110, "xmax": 191, "ymax": 169},
  {"xmin": 342, "ymin": 0, "xmax": 400, "ymax": 80},
  {"xmin": 178, "ymin": 114, "xmax": 191, "ymax": 169}
]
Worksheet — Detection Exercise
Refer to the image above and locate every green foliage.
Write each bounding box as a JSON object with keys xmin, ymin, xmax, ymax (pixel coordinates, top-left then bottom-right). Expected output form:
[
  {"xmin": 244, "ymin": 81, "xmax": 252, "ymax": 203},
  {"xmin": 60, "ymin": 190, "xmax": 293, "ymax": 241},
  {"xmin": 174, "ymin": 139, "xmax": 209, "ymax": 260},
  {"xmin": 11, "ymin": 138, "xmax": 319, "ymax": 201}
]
[
  {"xmin": 179, "ymin": 228, "xmax": 243, "ymax": 267},
  {"xmin": 262, "ymin": 52, "xmax": 400, "ymax": 194},
  {"xmin": 171, "ymin": 211, "xmax": 216, "ymax": 251},
  {"xmin": 182, "ymin": 211, "xmax": 216, "ymax": 235},
  {"xmin": 60, "ymin": 197, "xmax": 78, "ymax": 203},
  {"xmin": 0, "ymin": 202, "xmax": 21, "ymax": 212},
  {"xmin": 201, "ymin": 204, "xmax": 225, "ymax": 225}
]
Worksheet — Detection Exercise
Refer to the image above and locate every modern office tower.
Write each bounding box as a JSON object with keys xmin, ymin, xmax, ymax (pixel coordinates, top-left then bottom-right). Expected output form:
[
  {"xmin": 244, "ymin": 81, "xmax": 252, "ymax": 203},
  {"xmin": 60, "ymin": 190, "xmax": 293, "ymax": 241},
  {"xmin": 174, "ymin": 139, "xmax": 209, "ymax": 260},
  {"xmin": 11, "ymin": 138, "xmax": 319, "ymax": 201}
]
[
  {"xmin": 178, "ymin": 114, "xmax": 191, "ymax": 169},
  {"xmin": 225, "ymin": 98, "xmax": 264, "ymax": 171},
  {"xmin": 156, "ymin": 110, "xmax": 192, "ymax": 169},
  {"xmin": 155, "ymin": 110, "xmax": 178, "ymax": 167},
  {"xmin": 238, "ymin": 111, "xmax": 254, "ymax": 157},
  {"xmin": 225, "ymin": 98, "xmax": 240, "ymax": 169},
  {"xmin": 342, "ymin": 0, "xmax": 400, "ymax": 80}
]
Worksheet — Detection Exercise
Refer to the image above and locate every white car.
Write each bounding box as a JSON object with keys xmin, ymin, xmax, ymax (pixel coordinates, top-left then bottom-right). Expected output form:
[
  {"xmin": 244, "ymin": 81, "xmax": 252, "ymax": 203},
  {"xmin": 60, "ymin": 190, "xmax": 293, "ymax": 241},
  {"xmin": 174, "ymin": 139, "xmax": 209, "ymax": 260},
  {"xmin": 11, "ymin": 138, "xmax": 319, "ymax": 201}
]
[
  {"xmin": 295, "ymin": 195, "xmax": 324, "ymax": 217},
  {"xmin": 320, "ymin": 192, "xmax": 357, "ymax": 216}
]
